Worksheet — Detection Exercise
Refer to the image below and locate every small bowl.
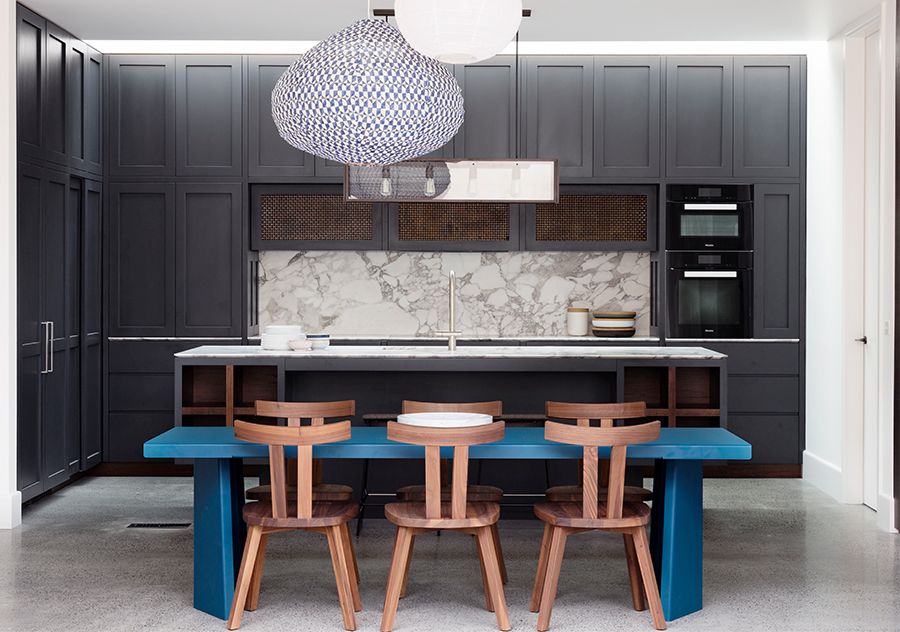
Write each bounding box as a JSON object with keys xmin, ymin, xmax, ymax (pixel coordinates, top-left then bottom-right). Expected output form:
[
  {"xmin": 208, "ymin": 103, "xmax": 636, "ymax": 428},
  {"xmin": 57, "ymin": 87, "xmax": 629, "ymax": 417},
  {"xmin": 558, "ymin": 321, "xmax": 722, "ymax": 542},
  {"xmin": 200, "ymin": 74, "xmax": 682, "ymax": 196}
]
[
  {"xmin": 307, "ymin": 333, "xmax": 330, "ymax": 350},
  {"xmin": 288, "ymin": 339, "xmax": 313, "ymax": 351}
]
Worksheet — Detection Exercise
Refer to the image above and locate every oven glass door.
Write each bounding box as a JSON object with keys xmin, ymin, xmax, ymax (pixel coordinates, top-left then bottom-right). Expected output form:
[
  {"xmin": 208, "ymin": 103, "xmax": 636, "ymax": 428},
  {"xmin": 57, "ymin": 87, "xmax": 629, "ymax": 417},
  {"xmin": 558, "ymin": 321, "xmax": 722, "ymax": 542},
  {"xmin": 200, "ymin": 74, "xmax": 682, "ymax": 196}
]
[
  {"xmin": 671, "ymin": 270, "xmax": 750, "ymax": 337},
  {"xmin": 668, "ymin": 203, "xmax": 751, "ymax": 250}
]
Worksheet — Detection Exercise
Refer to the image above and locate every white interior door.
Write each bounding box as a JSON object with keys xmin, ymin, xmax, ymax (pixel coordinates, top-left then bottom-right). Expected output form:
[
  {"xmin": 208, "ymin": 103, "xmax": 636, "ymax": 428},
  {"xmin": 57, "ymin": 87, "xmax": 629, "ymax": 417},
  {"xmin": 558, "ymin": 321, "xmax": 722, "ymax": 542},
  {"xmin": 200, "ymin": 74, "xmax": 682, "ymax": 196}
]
[{"xmin": 862, "ymin": 28, "xmax": 881, "ymax": 510}]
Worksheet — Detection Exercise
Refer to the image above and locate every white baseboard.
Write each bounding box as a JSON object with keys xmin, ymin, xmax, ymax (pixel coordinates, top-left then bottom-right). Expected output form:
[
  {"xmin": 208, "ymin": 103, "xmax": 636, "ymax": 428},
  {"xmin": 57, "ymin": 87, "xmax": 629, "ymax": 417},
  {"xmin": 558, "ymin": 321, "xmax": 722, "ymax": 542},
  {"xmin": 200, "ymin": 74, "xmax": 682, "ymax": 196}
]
[
  {"xmin": 802, "ymin": 450, "xmax": 843, "ymax": 501},
  {"xmin": 0, "ymin": 490, "xmax": 21, "ymax": 529},
  {"xmin": 877, "ymin": 493, "xmax": 898, "ymax": 533}
]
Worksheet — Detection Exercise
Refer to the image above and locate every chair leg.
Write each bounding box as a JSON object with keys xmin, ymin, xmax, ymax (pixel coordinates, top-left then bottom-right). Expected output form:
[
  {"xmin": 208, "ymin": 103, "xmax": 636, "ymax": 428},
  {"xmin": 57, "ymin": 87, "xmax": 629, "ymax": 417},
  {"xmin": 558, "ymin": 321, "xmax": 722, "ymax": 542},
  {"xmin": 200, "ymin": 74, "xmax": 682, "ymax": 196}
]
[
  {"xmin": 226, "ymin": 525, "xmax": 263, "ymax": 630},
  {"xmin": 381, "ymin": 526, "xmax": 414, "ymax": 632},
  {"xmin": 399, "ymin": 533, "xmax": 416, "ymax": 598},
  {"xmin": 340, "ymin": 523, "xmax": 362, "ymax": 612},
  {"xmin": 475, "ymin": 532, "xmax": 495, "ymax": 612},
  {"xmin": 490, "ymin": 523, "xmax": 508, "ymax": 585},
  {"xmin": 477, "ymin": 526, "xmax": 511, "ymax": 631},
  {"xmin": 632, "ymin": 527, "xmax": 667, "ymax": 631},
  {"xmin": 356, "ymin": 459, "xmax": 370, "ymax": 537},
  {"xmin": 623, "ymin": 533, "xmax": 646, "ymax": 612},
  {"xmin": 536, "ymin": 526, "xmax": 568, "ymax": 632},
  {"xmin": 245, "ymin": 532, "xmax": 269, "ymax": 612},
  {"xmin": 529, "ymin": 523, "xmax": 553, "ymax": 612},
  {"xmin": 326, "ymin": 526, "xmax": 358, "ymax": 631}
]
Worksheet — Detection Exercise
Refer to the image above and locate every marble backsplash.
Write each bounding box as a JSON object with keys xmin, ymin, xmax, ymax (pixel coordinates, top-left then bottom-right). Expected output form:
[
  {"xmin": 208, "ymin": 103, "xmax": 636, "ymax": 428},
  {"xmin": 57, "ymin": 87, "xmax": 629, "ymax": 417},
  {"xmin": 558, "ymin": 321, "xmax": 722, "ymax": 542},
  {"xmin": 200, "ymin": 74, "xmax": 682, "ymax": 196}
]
[{"xmin": 258, "ymin": 251, "xmax": 651, "ymax": 337}]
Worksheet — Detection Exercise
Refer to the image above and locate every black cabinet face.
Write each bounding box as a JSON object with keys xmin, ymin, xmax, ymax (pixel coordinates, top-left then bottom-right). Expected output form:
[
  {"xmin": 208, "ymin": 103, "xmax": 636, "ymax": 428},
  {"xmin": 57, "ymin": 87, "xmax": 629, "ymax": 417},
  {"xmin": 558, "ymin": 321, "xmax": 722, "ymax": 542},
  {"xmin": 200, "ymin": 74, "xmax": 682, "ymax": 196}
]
[
  {"xmin": 17, "ymin": 7, "xmax": 44, "ymax": 158},
  {"xmin": 454, "ymin": 59, "xmax": 517, "ymax": 159},
  {"xmin": 43, "ymin": 25, "xmax": 68, "ymax": 164},
  {"xmin": 753, "ymin": 184, "xmax": 801, "ymax": 338}
]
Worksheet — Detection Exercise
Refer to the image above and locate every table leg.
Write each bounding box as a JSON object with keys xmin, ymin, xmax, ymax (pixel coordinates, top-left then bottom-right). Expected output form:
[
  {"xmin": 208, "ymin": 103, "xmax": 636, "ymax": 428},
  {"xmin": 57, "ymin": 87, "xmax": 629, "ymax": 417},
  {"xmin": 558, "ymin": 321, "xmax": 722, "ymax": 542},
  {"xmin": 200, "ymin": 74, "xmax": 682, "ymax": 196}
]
[
  {"xmin": 649, "ymin": 459, "xmax": 703, "ymax": 621},
  {"xmin": 193, "ymin": 458, "xmax": 245, "ymax": 620}
]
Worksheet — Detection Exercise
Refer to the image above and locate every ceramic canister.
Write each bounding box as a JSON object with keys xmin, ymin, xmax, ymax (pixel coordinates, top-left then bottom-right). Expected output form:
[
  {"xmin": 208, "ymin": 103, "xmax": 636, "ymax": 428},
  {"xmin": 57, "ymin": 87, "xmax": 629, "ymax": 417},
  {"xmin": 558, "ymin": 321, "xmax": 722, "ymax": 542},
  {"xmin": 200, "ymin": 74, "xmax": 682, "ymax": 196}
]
[{"xmin": 566, "ymin": 307, "xmax": 590, "ymax": 336}]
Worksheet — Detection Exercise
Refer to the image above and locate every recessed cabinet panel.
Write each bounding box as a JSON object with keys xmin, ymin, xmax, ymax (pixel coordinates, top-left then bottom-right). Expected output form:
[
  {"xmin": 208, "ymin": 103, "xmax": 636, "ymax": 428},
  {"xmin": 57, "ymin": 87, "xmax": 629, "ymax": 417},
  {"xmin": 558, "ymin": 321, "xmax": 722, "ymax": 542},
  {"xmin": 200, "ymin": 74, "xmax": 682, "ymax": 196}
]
[
  {"xmin": 388, "ymin": 202, "xmax": 519, "ymax": 252},
  {"xmin": 176, "ymin": 56, "xmax": 243, "ymax": 176},
  {"xmin": 754, "ymin": 184, "xmax": 801, "ymax": 338},
  {"xmin": 66, "ymin": 40, "xmax": 85, "ymax": 169},
  {"xmin": 525, "ymin": 57, "xmax": 594, "ymax": 179},
  {"xmin": 734, "ymin": 57, "xmax": 802, "ymax": 178},
  {"xmin": 454, "ymin": 58, "xmax": 518, "ymax": 159},
  {"xmin": 43, "ymin": 24, "xmax": 68, "ymax": 165},
  {"xmin": 594, "ymin": 57, "xmax": 661, "ymax": 178},
  {"xmin": 84, "ymin": 51, "xmax": 103, "ymax": 173},
  {"xmin": 666, "ymin": 56, "xmax": 733, "ymax": 177},
  {"xmin": 248, "ymin": 56, "xmax": 314, "ymax": 177},
  {"xmin": 108, "ymin": 183, "xmax": 176, "ymax": 336},
  {"xmin": 16, "ymin": 5, "xmax": 45, "ymax": 161},
  {"xmin": 175, "ymin": 183, "xmax": 242, "ymax": 336},
  {"xmin": 108, "ymin": 56, "xmax": 176, "ymax": 176}
]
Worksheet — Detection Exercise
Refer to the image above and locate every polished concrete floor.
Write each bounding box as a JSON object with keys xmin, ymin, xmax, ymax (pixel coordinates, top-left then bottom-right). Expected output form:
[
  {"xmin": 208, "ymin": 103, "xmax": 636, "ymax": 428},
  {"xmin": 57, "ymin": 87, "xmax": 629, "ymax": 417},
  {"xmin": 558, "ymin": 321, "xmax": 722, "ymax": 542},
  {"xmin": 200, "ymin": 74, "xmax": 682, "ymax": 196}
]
[{"xmin": 0, "ymin": 477, "xmax": 898, "ymax": 632}]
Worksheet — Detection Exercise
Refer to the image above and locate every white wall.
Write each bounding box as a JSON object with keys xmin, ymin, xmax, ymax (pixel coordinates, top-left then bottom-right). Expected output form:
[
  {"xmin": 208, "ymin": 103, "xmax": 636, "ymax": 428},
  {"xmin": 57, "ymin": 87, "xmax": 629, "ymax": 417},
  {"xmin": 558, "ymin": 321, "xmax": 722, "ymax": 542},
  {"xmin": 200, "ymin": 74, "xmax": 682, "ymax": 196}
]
[{"xmin": 1, "ymin": 0, "xmax": 21, "ymax": 529}]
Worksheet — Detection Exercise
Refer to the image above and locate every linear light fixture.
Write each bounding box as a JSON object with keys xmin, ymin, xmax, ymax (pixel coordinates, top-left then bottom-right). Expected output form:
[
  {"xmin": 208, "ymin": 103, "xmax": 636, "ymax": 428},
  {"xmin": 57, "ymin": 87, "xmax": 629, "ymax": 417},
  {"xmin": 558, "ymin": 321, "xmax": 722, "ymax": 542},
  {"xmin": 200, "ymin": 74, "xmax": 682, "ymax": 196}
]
[{"xmin": 344, "ymin": 159, "xmax": 559, "ymax": 203}]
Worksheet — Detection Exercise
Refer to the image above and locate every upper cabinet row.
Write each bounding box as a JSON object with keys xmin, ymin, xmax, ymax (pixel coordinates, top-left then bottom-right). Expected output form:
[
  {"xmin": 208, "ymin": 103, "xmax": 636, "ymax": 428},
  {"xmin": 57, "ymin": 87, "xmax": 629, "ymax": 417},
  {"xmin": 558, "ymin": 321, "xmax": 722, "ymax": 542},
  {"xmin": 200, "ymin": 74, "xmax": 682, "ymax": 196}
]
[
  {"xmin": 16, "ymin": 5, "xmax": 102, "ymax": 175},
  {"xmin": 105, "ymin": 54, "xmax": 804, "ymax": 182}
]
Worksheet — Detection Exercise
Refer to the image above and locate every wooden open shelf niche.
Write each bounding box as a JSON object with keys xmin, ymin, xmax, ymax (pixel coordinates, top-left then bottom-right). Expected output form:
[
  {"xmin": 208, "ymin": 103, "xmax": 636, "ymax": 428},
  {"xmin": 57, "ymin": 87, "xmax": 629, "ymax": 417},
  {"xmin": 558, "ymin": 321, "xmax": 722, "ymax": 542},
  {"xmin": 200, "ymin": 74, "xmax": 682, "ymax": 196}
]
[
  {"xmin": 623, "ymin": 365, "xmax": 721, "ymax": 428},
  {"xmin": 182, "ymin": 365, "xmax": 278, "ymax": 426}
]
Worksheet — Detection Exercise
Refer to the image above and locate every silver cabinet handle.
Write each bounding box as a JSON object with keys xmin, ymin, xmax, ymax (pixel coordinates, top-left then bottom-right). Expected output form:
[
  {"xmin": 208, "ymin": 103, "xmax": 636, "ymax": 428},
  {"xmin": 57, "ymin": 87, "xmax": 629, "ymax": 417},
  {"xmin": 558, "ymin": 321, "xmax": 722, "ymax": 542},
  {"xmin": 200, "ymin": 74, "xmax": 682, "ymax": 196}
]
[
  {"xmin": 48, "ymin": 321, "xmax": 54, "ymax": 373},
  {"xmin": 40, "ymin": 322, "xmax": 50, "ymax": 374},
  {"xmin": 683, "ymin": 270, "xmax": 738, "ymax": 278},
  {"xmin": 683, "ymin": 203, "xmax": 738, "ymax": 210}
]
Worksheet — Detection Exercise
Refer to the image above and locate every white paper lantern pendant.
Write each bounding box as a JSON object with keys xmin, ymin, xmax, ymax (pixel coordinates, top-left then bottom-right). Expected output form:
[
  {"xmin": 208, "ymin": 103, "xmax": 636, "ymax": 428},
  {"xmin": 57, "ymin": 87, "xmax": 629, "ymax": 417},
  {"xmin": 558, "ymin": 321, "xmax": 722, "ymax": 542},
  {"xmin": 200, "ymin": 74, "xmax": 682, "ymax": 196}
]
[{"xmin": 271, "ymin": 19, "xmax": 464, "ymax": 166}]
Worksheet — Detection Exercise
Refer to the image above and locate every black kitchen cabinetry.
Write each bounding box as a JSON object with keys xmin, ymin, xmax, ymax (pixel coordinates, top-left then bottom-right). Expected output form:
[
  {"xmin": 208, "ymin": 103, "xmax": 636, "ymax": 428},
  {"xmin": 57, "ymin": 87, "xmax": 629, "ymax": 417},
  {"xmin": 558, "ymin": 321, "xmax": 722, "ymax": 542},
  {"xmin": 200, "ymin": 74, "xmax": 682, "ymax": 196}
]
[
  {"xmin": 666, "ymin": 56, "xmax": 734, "ymax": 178},
  {"xmin": 175, "ymin": 56, "xmax": 243, "ymax": 177},
  {"xmin": 594, "ymin": 57, "xmax": 661, "ymax": 178},
  {"xmin": 734, "ymin": 57, "xmax": 803, "ymax": 179},
  {"xmin": 453, "ymin": 58, "xmax": 519, "ymax": 159},
  {"xmin": 387, "ymin": 202, "xmax": 521, "ymax": 252},
  {"xmin": 753, "ymin": 184, "xmax": 802, "ymax": 338},
  {"xmin": 68, "ymin": 38, "xmax": 103, "ymax": 175},
  {"xmin": 525, "ymin": 56, "xmax": 594, "ymax": 179},
  {"xmin": 107, "ymin": 55, "xmax": 176, "ymax": 177}
]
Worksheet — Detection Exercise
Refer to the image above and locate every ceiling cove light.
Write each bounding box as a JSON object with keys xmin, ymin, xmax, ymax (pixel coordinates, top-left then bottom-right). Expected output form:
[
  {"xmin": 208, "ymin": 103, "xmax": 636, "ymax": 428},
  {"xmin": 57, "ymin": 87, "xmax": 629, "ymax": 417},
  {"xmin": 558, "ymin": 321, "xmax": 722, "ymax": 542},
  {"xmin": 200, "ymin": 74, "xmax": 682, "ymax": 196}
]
[
  {"xmin": 394, "ymin": 0, "xmax": 524, "ymax": 64},
  {"xmin": 271, "ymin": 19, "xmax": 464, "ymax": 166}
]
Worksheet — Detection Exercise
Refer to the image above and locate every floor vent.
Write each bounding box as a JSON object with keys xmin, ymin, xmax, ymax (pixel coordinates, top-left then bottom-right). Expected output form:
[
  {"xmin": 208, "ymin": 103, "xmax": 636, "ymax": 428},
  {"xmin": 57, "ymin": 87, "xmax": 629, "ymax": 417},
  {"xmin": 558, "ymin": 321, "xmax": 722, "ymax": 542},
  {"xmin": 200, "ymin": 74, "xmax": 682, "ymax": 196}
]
[{"xmin": 127, "ymin": 522, "xmax": 191, "ymax": 529}]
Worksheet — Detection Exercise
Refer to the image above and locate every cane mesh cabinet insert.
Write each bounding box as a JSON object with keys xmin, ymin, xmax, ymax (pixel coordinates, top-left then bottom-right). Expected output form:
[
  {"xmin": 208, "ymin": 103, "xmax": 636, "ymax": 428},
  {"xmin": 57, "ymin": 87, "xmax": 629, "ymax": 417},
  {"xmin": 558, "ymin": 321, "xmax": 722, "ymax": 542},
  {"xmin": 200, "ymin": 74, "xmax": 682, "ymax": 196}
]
[
  {"xmin": 250, "ymin": 185, "xmax": 384, "ymax": 250},
  {"xmin": 389, "ymin": 202, "xmax": 519, "ymax": 251},
  {"xmin": 525, "ymin": 185, "xmax": 657, "ymax": 251}
]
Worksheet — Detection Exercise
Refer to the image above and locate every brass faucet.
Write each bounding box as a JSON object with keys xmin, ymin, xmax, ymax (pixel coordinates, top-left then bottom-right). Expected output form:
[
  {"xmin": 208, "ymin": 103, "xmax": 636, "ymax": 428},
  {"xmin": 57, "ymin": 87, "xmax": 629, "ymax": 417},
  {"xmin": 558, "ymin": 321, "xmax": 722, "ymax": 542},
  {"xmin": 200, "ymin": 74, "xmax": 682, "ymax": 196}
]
[{"xmin": 435, "ymin": 270, "xmax": 462, "ymax": 351}]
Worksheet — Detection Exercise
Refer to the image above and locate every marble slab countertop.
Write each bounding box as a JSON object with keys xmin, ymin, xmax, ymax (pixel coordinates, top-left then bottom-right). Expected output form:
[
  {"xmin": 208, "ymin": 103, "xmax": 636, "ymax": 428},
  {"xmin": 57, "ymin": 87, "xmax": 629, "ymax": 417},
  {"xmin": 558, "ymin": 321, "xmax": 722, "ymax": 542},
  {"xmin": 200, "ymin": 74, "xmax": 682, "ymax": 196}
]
[
  {"xmin": 247, "ymin": 335, "xmax": 661, "ymax": 343},
  {"xmin": 176, "ymin": 344, "xmax": 725, "ymax": 360}
]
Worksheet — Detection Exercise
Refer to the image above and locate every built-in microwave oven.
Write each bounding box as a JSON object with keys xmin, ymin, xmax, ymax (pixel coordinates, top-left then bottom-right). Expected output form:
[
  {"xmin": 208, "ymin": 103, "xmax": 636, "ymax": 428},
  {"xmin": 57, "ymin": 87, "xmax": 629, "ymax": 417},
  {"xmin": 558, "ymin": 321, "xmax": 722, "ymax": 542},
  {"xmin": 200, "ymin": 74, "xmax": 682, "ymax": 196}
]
[
  {"xmin": 667, "ymin": 251, "xmax": 753, "ymax": 338},
  {"xmin": 667, "ymin": 184, "xmax": 753, "ymax": 251}
]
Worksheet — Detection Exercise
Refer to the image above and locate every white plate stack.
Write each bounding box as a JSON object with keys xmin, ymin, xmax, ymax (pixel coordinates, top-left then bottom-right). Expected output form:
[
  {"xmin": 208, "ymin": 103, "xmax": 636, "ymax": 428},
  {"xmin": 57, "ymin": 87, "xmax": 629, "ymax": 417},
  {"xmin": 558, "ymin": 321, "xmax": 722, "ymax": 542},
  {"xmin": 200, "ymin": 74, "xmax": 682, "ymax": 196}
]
[
  {"xmin": 591, "ymin": 311, "xmax": 637, "ymax": 338},
  {"xmin": 260, "ymin": 325, "xmax": 305, "ymax": 350}
]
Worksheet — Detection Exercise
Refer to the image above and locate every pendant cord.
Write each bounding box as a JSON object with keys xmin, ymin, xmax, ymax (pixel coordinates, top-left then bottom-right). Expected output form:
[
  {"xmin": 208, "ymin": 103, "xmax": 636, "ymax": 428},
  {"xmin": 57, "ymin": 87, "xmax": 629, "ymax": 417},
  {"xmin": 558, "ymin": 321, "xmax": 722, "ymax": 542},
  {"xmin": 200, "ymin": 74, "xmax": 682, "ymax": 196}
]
[{"xmin": 515, "ymin": 31, "xmax": 520, "ymax": 160}]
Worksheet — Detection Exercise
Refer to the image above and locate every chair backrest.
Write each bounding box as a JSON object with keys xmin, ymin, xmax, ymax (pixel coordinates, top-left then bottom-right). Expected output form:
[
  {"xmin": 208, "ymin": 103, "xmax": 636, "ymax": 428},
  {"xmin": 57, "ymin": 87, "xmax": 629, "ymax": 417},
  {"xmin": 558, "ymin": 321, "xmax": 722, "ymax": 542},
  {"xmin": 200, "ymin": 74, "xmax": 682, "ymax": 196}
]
[
  {"xmin": 387, "ymin": 421, "xmax": 505, "ymax": 521},
  {"xmin": 255, "ymin": 400, "xmax": 356, "ymax": 427},
  {"xmin": 545, "ymin": 401, "xmax": 647, "ymax": 428},
  {"xmin": 402, "ymin": 400, "xmax": 503, "ymax": 416},
  {"xmin": 544, "ymin": 420, "xmax": 660, "ymax": 520}
]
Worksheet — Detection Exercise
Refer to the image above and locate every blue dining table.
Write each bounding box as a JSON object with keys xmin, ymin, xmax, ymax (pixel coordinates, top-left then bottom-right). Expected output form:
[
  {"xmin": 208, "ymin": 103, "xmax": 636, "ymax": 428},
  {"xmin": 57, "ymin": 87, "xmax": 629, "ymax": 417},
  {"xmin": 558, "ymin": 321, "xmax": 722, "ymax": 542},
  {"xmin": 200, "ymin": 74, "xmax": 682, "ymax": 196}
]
[{"xmin": 144, "ymin": 426, "xmax": 750, "ymax": 622}]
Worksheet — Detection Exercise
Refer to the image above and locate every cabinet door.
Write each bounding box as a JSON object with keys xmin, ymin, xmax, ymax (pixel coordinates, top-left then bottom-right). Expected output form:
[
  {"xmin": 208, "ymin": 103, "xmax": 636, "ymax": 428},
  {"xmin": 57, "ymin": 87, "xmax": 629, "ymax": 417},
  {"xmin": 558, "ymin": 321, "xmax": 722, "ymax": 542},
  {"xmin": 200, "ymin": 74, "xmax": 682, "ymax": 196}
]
[
  {"xmin": 734, "ymin": 56, "xmax": 802, "ymax": 179},
  {"xmin": 388, "ymin": 202, "xmax": 520, "ymax": 252},
  {"xmin": 83, "ymin": 48, "xmax": 103, "ymax": 174},
  {"xmin": 666, "ymin": 56, "xmax": 733, "ymax": 177},
  {"xmin": 65, "ymin": 178, "xmax": 82, "ymax": 476},
  {"xmin": 248, "ymin": 56, "xmax": 315, "ymax": 177},
  {"xmin": 17, "ymin": 164, "xmax": 43, "ymax": 499},
  {"xmin": 108, "ymin": 183, "xmax": 176, "ymax": 336},
  {"xmin": 176, "ymin": 56, "xmax": 243, "ymax": 177},
  {"xmin": 107, "ymin": 55, "xmax": 176, "ymax": 177},
  {"xmin": 314, "ymin": 157, "xmax": 347, "ymax": 180},
  {"xmin": 16, "ymin": 5, "xmax": 45, "ymax": 163},
  {"xmin": 453, "ymin": 57, "xmax": 518, "ymax": 159},
  {"xmin": 525, "ymin": 57, "xmax": 594, "ymax": 179},
  {"xmin": 594, "ymin": 57, "xmax": 661, "ymax": 178},
  {"xmin": 753, "ymin": 184, "xmax": 801, "ymax": 338},
  {"xmin": 43, "ymin": 23, "xmax": 69, "ymax": 166},
  {"xmin": 41, "ymin": 169, "xmax": 69, "ymax": 490},
  {"xmin": 82, "ymin": 180, "xmax": 102, "ymax": 469},
  {"xmin": 175, "ymin": 183, "xmax": 242, "ymax": 337}
]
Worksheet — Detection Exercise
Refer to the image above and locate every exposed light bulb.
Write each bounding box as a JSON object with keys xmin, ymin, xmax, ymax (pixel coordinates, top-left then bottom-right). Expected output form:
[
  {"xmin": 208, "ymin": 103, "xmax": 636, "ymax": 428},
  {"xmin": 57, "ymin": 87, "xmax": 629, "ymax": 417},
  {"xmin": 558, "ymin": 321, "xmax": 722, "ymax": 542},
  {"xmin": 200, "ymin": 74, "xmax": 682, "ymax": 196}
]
[
  {"xmin": 467, "ymin": 162, "xmax": 478, "ymax": 195},
  {"xmin": 510, "ymin": 162, "xmax": 522, "ymax": 197},
  {"xmin": 424, "ymin": 163, "xmax": 436, "ymax": 197},
  {"xmin": 381, "ymin": 166, "xmax": 392, "ymax": 197}
]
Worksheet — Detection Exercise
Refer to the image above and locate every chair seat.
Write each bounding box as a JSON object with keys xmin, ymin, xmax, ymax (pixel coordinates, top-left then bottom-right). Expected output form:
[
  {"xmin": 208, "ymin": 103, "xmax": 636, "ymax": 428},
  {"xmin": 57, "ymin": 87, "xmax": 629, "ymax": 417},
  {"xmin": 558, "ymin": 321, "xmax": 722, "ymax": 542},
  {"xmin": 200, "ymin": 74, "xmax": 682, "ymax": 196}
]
[
  {"xmin": 243, "ymin": 500, "xmax": 358, "ymax": 529},
  {"xmin": 545, "ymin": 484, "xmax": 652, "ymax": 503},
  {"xmin": 245, "ymin": 483, "xmax": 353, "ymax": 502},
  {"xmin": 385, "ymin": 501, "xmax": 500, "ymax": 530},
  {"xmin": 396, "ymin": 484, "xmax": 503, "ymax": 503},
  {"xmin": 533, "ymin": 500, "xmax": 651, "ymax": 529}
]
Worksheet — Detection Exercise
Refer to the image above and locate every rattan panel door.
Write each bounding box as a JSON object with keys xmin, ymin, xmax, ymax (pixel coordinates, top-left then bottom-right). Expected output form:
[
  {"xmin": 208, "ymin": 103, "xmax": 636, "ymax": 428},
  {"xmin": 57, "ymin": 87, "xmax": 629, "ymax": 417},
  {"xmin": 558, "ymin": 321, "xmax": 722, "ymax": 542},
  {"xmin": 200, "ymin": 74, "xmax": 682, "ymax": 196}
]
[
  {"xmin": 250, "ymin": 184, "xmax": 385, "ymax": 250},
  {"xmin": 524, "ymin": 185, "xmax": 658, "ymax": 251},
  {"xmin": 387, "ymin": 202, "xmax": 520, "ymax": 251}
]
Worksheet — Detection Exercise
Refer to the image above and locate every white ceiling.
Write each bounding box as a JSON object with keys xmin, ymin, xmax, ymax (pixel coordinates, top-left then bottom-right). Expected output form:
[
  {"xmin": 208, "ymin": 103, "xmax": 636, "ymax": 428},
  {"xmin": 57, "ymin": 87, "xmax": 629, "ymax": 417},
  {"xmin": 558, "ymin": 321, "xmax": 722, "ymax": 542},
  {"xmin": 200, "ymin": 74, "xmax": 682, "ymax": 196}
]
[{"xmin": 21, "ymin": 0, "xmax": 884, "ymax": 43}]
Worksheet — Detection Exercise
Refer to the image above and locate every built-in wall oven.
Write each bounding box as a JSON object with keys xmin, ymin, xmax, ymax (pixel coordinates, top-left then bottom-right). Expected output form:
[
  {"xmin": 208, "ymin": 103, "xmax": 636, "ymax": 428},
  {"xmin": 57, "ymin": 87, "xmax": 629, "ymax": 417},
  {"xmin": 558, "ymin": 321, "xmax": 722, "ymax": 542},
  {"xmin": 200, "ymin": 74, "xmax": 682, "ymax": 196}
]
[
  {"xmin": 667, "ymin": 184, "xmax": 753, "ymax": 251},
  {"xmin": 667, "ymin": 251, "xmax": 753, "ymax": 339}
]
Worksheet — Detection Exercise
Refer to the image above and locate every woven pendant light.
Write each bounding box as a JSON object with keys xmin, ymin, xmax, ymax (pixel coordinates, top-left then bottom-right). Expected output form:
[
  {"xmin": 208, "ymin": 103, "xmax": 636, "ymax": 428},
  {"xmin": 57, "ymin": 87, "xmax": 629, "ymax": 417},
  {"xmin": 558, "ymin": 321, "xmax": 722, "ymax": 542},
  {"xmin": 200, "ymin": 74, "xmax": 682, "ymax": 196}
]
[{"xmin": 271, "ymin": 19, "xmax": 464, "ymax": 166}]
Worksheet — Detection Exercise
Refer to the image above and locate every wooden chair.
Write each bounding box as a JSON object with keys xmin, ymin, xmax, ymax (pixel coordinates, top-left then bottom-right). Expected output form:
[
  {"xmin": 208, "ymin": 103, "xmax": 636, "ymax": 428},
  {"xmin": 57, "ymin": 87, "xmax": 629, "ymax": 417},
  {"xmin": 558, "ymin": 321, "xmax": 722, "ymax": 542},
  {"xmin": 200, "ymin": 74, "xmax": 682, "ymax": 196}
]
[
  {"xmin": 245, "ymin": 400, "xmax": 355, "ymax": 504},
  {"xmin": 530, "ymin": 420, "xmax": 666, "ymax": 631},
  {"xmin": 381, "ymin": 420, "xmax": 510, "ymax": 632},
  {"xmin": 394, "ymin": 400, "xmax": 507, "ymax": 586},
  {"xmin": 543, "ymin": 402, "xmax": 653, "ymax": 504},
  {"xmin": 227, "ymin": 419, "xmax": 361, "ymax": 631}
]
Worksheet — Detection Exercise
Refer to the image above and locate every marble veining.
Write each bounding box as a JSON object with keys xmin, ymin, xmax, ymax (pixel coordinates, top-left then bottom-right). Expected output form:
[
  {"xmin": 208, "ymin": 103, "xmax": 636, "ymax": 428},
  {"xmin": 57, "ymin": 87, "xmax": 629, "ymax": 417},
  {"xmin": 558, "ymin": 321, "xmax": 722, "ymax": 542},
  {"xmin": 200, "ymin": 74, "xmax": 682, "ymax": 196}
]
[{"xmin": 259, "ymin": 251, "xmax": 650, "ymax": 336}]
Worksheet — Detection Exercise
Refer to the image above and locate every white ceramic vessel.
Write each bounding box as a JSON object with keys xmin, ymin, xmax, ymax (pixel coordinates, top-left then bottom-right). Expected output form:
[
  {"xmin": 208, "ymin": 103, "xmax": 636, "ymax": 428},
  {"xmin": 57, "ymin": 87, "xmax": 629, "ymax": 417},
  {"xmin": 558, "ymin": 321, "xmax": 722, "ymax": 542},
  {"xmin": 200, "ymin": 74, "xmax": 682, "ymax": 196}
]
[
  {"xmin": 592, "ymin": 318, "xmax": 636, "ymax": 328},
  {"xmin": 397, "ymin": 412, "xmax": 493, "ymax": 428}
]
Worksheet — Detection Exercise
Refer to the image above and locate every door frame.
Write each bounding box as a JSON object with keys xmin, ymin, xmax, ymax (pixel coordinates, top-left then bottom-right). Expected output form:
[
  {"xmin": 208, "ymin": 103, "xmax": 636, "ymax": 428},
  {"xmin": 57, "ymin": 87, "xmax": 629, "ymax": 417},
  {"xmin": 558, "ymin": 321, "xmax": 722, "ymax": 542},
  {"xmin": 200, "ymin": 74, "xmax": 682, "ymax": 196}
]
[{"xmin": 842, "ymin": 9, "xmax": 897, "ymax": 532}]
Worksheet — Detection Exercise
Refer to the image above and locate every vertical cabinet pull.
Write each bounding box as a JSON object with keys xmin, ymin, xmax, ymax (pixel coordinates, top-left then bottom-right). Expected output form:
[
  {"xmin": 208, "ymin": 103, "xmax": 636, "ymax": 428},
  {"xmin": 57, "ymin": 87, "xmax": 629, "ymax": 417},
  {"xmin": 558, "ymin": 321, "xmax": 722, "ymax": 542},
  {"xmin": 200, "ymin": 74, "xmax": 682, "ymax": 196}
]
[
  {"xmin": 48, "ymin": 321, "xmax": 54, "ymax": 373},
  {"xmin": 40, "ymin": 321, "xmax": 50, "ymax": 374}
]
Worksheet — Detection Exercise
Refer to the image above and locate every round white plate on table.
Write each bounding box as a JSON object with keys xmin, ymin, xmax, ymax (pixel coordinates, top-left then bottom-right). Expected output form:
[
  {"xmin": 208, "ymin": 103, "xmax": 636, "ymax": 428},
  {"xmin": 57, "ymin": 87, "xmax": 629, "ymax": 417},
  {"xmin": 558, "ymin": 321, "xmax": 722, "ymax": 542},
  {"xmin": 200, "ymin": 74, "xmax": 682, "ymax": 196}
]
[{"xmin": 397, "ymin": 412, "xmax": 493, "ymax": 428}]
